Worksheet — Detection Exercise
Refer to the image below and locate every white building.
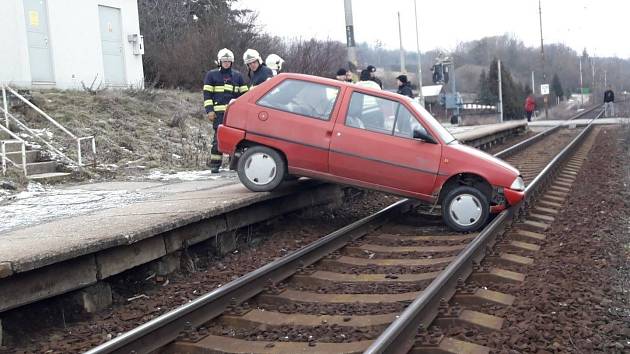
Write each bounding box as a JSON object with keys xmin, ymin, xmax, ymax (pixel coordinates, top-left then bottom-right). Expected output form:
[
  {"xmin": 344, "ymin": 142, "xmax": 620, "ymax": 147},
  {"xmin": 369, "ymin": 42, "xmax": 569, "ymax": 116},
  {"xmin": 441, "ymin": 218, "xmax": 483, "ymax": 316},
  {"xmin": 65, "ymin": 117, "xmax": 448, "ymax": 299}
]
[{"xmin": 0, "ymin": 0, "xmax": 144, "ymax": 90}]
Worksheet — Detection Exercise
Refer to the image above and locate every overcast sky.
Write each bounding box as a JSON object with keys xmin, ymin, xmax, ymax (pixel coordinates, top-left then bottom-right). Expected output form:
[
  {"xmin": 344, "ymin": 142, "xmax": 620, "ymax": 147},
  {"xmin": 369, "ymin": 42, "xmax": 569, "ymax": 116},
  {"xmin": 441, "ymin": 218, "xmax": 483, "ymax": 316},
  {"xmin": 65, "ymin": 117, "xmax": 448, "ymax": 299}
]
[{"xmin": 235, "ymin": 0, "xmax": 629, "ymax": 59}]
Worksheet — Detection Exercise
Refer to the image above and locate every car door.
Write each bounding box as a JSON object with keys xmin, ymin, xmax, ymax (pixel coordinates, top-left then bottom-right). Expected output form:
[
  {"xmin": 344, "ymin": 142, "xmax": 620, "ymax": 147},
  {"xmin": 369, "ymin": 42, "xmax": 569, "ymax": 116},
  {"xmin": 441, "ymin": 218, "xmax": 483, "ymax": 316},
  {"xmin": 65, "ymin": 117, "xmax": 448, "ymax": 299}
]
[
  {"xmin": 329, "ymin": 90, "xmax": 442, "ymax": 198},
  {"xmin": 248, "ymin": 78, "xmax": 342, "ymax": 173}
]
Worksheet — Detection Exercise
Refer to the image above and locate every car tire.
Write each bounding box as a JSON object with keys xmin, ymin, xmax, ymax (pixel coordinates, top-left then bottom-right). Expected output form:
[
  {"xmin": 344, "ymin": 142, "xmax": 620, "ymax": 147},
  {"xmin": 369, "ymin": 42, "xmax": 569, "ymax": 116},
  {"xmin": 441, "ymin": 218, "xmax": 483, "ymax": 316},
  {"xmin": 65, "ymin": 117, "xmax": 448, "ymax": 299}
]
[
  {"xmin": 442, "ymin": 186, "xmax": 490, "ymax": 232},
  {"xmin": 237, "ymin": 145, "xmax": 286, "ymax": 192}
]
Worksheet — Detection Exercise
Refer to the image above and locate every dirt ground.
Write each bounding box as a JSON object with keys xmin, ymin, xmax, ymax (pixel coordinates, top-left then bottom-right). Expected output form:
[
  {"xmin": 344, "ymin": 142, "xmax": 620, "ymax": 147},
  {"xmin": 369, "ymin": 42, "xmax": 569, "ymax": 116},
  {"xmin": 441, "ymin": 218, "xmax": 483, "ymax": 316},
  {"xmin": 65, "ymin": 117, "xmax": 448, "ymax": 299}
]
[
  {"xmin": 7, "ymin": 89, "xmax": 212, "ymax": 179},
  {"xmin": 479, "ymin": 125, "xmax": 630, "ymax": 352}
]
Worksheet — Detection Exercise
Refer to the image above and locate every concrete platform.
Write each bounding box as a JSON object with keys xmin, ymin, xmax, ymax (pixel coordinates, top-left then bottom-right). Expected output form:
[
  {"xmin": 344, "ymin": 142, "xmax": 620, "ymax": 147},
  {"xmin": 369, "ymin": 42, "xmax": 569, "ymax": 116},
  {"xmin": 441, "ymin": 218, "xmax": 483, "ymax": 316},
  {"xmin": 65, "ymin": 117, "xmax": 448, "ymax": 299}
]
[
  {"xmin": 528, "ymin": 117, "xmax": 630, "ymax": 127},
  {"xmin": 449, "ymin": 120, "xmax": 528, "ymax": 149},
  {"xmin": 0, "ymin": 120, "xmax": 528, "ymax": 314},
  {"xmin": 0, "ymin": 179, "xmax": 344, "ymax": 312}
]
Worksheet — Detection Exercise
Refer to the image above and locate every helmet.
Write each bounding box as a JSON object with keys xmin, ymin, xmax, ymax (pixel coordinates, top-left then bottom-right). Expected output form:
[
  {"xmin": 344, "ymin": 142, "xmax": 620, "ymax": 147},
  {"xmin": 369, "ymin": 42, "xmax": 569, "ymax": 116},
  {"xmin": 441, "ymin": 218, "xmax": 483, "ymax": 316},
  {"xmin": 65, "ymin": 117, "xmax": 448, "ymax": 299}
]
[
  {"xmin": 243, "ymin": 49, "xmax": 262, "ymax": 65},
  {"xmin": 217, "ymin": 48, "xmax": 234, "ymax": 63},
  {"xmin": 265, "ymin": 54, "xmax": 285, "ymax": 71}
]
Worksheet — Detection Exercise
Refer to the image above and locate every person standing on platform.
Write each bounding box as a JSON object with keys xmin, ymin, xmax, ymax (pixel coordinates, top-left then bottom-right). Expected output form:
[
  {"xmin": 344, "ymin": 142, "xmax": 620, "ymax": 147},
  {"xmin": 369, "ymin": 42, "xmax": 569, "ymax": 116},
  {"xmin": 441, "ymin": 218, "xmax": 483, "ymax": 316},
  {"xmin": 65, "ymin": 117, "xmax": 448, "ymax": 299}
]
[
  {"xmin": 604, "ymin": 86, "xmax": 615, "ymax": 117},
  {"xmin": 203, "ymin": 48, "xmax": 247, "ymax": 173},
  {"xmin": 366, "ymin": 65, "xmax": 383, "ymax": 88},
  {"xmin": 396, "ymin": 75, "xmax": 414, "ymax": 98},
  {"xmin": 524, "ymin": 94, "xmax": 536, "ymax": 122}
]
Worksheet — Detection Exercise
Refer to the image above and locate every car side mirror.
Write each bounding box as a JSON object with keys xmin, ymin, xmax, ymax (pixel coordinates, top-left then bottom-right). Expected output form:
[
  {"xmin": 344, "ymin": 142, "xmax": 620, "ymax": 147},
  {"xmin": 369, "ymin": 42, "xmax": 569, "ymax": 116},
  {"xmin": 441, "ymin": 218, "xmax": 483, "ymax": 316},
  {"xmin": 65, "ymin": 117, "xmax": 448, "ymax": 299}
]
[{"xmin": 413, "ymin": 128, "xmax": 437, "ymax": 144}]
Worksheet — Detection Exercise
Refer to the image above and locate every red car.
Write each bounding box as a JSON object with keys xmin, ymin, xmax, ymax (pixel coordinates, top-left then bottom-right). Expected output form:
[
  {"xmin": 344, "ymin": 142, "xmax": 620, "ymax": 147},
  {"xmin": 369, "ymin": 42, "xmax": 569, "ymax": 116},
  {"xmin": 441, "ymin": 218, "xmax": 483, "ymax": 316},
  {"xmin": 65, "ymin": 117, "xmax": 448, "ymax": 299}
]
[{"xmin": 217, "ymin": 73, "xmax": 524, "ymax": 232}]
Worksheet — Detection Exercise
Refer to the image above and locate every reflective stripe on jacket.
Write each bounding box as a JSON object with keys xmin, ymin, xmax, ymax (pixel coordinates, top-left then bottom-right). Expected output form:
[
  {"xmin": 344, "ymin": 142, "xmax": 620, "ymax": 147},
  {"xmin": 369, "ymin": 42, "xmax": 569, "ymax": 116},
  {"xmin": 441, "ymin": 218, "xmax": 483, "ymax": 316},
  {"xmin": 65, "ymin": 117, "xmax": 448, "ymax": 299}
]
[{"xmin": 203, "ymin": 67, "xmax": 247, "ymax": 113}]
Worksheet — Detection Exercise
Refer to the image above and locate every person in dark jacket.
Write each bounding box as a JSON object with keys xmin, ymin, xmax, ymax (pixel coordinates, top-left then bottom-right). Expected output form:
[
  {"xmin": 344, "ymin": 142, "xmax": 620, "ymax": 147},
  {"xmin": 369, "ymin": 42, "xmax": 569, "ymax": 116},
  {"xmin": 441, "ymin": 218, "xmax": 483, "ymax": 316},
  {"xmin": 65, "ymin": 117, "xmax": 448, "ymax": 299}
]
[
  {"xmin": 396, "ymin": 75, "xmax": 414, "ymax": 98},
  {"xmin": 203, "ymin": 48, "xmax": 248, "ymax": 173},
  {"xmin": 366, "ymin": 65, "xmax": 383, "ymax": 88},
  {"xmin": 243, "ymin": 49, "xmax": 274, "ymax": 89},
  {"xmin": 335, "ymin": 68, "xmax": 353, "ymax": 82},
  {"xmin": 604, "ymin": 86, "xmax": 615, "ymax": 117}
]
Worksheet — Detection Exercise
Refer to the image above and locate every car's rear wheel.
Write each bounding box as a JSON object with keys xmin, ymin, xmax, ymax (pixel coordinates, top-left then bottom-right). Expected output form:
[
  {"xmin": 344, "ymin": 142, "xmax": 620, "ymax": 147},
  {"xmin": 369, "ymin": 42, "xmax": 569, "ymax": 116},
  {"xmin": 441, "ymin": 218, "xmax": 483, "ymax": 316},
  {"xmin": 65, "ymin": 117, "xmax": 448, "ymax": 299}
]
[
  {"xmin": 237, "ymin": 146, "xmax": 286, "ymax": 192},
  {"xmin": 442, "ymin": 186, "xmax": 490, "ymax": 232}
]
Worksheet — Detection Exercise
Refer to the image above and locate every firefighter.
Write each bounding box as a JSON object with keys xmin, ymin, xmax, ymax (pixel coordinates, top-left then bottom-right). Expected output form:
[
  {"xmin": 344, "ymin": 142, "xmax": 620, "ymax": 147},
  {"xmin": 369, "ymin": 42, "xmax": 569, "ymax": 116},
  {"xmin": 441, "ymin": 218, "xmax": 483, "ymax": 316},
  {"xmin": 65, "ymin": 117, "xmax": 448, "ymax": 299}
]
[
  {"xmin": 203, "ymin": 48, "xmax": 248, "ymax": 173},
  {"xmin": 265, "ymin": 54, "xmax": 285, "ymax": 76},
  {"xmin": 243, "ymin": 49, "xmax": 274, "ymax": 88}
]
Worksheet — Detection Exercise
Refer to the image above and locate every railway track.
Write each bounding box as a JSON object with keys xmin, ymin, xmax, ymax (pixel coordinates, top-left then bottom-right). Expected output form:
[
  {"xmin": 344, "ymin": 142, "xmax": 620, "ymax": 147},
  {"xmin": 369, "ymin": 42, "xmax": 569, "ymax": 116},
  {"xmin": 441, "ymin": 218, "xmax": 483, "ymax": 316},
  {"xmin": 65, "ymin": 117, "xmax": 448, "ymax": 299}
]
[{"xmin": 85, "ymin": 109, "xmax": 603, "ymax": 354}]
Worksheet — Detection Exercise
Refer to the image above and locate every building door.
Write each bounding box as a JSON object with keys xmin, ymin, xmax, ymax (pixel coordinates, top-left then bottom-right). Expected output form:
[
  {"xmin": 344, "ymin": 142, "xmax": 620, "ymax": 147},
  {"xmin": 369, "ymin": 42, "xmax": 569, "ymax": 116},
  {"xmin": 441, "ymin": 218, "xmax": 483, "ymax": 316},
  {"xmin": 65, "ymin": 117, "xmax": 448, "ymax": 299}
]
[
  {"xmin": 24, "ymin": 0, "xmax": 55, "ymax": 83},
  {"xmin": 98, "ymin": 6, "xmax": 126, "ymax": 86}
]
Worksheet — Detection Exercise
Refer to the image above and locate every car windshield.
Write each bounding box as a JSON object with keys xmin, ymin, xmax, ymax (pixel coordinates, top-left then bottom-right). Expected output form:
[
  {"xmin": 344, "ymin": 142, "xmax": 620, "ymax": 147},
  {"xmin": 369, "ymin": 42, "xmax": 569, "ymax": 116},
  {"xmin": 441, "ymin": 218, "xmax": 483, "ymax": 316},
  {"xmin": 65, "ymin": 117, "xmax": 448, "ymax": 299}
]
[{"xmin": 409, "ymin": 100, "xmax": 457, "ymax": 144}]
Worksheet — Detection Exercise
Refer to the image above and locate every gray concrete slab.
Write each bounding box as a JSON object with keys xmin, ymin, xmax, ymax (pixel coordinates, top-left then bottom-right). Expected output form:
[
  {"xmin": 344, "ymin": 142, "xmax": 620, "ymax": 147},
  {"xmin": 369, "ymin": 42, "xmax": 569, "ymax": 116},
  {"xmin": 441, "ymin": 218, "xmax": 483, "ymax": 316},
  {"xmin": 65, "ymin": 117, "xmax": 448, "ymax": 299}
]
[
  {"xmin": 452, "ymin": 120, "xmax": 528, "ymax": 142},
  {"xmin": 0, "ymin": 179, "xmax": 324, "ymax": 274}
]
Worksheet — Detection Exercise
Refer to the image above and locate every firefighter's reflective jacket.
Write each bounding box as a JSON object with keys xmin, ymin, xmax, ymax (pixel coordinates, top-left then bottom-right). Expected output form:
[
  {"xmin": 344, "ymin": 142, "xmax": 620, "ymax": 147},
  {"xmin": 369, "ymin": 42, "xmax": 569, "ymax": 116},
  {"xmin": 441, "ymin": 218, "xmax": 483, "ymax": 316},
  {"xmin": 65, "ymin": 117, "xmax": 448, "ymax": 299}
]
[{"xmin": 203, "ymin": 67, "xmax": 248, "ymax": 114}]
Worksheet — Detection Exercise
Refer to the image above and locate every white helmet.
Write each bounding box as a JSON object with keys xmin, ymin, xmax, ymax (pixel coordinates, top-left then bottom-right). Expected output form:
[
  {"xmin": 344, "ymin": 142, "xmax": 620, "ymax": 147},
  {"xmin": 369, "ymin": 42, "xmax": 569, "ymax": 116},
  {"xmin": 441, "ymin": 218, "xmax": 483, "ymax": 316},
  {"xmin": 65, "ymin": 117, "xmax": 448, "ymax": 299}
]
[
  {"xmin": 265, "ymin": 54, "xmax": 285, "ymax": 72},
  {"xmin": 217, "ymin": 48, "xmax": 234, "ymax": 63},
  {"xmin": 243, "ymin": 49, "xmax": 262, "ymax": 65}
]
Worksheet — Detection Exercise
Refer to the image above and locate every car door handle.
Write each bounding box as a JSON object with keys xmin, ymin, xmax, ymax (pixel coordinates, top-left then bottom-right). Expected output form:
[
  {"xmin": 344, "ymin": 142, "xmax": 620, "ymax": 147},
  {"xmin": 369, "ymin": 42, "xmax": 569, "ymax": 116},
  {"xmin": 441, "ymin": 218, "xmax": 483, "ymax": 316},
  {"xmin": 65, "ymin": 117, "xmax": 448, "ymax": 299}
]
[{"xmin": 325, "ymin": 130, "xmax": 333, "ymax": 137}]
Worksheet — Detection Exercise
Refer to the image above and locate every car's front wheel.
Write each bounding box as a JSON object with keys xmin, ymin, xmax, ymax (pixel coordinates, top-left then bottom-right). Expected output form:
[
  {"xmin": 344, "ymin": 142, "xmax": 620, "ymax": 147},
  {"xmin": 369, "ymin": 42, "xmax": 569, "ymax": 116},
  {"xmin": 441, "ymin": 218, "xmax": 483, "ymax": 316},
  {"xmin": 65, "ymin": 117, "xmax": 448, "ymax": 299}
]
[
  {"xmin": 237, "ymin": 146, "xmax": 286, "ymax": 192},
  {"xmin": 442, "ymin": 186, "xmax": 490, "ymax": 232}
]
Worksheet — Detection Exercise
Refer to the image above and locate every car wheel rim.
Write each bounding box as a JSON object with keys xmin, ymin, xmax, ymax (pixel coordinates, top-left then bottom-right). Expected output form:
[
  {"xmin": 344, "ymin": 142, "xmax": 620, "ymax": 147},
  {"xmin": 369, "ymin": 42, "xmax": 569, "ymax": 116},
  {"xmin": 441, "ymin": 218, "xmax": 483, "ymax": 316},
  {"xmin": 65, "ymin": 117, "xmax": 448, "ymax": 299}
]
[
  {"xmin": 448, "ymin": 193, "xmax": 483, "ymax": 227},
  {"xmin": 244, "ymin": 152, "xmax": 277, "ymax": 185}
]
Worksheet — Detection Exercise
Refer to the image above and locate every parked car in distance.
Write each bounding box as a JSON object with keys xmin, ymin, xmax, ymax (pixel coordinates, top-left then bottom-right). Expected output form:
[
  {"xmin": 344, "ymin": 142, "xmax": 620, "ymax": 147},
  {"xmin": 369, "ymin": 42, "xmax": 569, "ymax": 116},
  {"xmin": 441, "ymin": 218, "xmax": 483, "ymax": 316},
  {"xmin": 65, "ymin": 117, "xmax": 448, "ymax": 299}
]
[{"xmin": 217, "ymin": 73, "xmax": 525, "ymax": 232}]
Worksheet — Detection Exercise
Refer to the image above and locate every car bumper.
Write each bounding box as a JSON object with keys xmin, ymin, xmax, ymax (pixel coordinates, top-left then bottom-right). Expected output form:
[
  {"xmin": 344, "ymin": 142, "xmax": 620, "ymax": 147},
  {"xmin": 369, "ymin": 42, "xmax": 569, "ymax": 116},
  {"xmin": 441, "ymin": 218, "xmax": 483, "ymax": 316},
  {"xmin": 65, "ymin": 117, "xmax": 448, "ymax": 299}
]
[
  {"xmin": 217, "ymin": 125, "xmax": 245, "ymax": 155},
  {"xmin": 504, "ymin": 188, "xmax": 525, "ymax": 206}
]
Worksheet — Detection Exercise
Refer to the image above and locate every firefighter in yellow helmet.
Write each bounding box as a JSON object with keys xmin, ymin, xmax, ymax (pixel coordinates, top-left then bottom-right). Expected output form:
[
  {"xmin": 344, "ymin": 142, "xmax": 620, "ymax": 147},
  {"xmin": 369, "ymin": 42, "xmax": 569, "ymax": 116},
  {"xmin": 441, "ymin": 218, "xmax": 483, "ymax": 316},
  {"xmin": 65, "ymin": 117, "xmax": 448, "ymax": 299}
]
[{"xmin": 203, "ymin": 48, "xmax": 248, "ymax": 173}]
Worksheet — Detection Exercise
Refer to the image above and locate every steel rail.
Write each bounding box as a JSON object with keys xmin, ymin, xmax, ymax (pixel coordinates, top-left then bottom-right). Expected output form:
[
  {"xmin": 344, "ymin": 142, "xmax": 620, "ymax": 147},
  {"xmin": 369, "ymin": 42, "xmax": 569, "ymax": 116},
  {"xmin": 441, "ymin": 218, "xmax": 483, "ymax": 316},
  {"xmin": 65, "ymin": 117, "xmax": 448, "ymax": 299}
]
[
  {"xmin": 365, "ymin": 111, "xmax": 602, "ymax": 354},
  {"xmin": 495, "ymin": 103, "xmax": 602, "ymax": 160},
  {"xmin": 85, "ymin": 199, "xmax": 413, "ymax": 354}
]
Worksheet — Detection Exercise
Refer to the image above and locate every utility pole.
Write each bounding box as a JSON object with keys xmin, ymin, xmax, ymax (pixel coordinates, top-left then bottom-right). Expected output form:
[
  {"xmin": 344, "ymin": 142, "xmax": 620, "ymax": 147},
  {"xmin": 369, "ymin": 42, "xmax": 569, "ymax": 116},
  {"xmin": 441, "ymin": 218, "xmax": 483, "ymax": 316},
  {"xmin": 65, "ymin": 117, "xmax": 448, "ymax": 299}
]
[
  {"xmin": 591, "ymin": 58, "xmax": 595, "ymax": 94},
  {"xmin": 604, "ymin": 70, "xmax": 607, "ymax": 88},
  {"xmin": 498, "ymin": 60, "xmax": 504, "ymax": 123},
  {"xmin": 580, "ymin": 57, "xmax": 584, "ymax": 107},
  {"xmin": 531, "ymin": 71, "xmax": 535, "ymax": 94},
  {"xmin": 538, "ymin": 0, "xmax": 548, "ymax": 119},
  {"xmin": 343, "ymin": 0, "xmax": 358, "ymax": 71},
  {"xmin": 397, "ymin": 12, "xmax": 406, "ymax": 73},
  {"xmin": 413, "ymin": 0, "xmax": 425, "ymax": 106}
]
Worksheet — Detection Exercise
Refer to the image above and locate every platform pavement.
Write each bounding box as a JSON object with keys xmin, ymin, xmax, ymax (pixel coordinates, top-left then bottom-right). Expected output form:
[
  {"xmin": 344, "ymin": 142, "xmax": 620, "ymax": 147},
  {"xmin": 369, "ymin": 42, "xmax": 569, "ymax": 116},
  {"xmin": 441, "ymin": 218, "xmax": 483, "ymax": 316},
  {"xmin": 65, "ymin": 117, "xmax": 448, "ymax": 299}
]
[
  {"xmin": 0, "ymin": 120, "xmax": 528, "ymax": 313},
  {"xmin": 528, "ymin": 117, "xmax": 630, "ymax": 127}
]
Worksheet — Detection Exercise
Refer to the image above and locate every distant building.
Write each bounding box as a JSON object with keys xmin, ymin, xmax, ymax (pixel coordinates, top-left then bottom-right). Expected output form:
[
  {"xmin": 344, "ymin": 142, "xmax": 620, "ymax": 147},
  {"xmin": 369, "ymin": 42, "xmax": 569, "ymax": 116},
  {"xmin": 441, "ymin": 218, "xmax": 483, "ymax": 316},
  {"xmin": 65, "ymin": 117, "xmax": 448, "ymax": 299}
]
[{"xmin": 0, "ymin": 0, "xmax": 144, "ymax": 90}]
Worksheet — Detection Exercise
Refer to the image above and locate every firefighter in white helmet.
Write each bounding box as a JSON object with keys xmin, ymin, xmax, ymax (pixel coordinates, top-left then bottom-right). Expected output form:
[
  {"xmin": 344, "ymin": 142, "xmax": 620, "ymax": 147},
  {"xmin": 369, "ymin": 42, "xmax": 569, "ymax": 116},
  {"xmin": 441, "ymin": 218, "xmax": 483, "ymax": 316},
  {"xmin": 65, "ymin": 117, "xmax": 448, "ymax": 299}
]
[
  {"xmin": 243, "ymin": 48, "xmax": 274, "ymax": 89},
  {"xmin": 265, "ymin": 54, "xmax": 285, "ymax": 76},
  {"xmin": 203, "ymin": 48, "xmax": 248, "ymax": 173}
]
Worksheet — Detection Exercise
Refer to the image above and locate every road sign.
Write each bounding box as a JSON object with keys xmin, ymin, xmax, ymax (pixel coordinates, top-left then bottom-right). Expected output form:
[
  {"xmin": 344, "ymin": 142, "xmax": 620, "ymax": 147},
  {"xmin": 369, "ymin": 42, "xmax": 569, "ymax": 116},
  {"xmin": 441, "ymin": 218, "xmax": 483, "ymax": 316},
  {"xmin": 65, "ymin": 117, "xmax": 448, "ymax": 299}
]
[{"xmin": 540, "ymin": 84, "xmax": 550, "ymax": 95}]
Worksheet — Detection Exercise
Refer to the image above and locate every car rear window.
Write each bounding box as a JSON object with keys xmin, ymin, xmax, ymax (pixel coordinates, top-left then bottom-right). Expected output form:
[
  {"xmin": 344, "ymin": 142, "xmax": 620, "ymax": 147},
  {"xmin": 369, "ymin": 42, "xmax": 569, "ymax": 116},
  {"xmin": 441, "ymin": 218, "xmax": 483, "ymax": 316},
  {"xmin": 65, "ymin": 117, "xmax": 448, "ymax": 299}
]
[{"xmin": 257, "ymin": 79, "xmax": 339, "ymax": 121}]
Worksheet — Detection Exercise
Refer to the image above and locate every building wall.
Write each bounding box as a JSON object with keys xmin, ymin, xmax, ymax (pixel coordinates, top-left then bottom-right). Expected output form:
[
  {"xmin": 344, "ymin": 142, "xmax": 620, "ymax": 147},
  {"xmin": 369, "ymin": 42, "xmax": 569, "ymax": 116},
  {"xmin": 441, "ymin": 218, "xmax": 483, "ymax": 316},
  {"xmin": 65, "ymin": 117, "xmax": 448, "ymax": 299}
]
[
  {"xmin": 0, "ymin": 0, "xmax": 32, "ymax": 87},
  {"xmin": 0, "ymin": 0, "xmax": 144, "ymax": 90}
]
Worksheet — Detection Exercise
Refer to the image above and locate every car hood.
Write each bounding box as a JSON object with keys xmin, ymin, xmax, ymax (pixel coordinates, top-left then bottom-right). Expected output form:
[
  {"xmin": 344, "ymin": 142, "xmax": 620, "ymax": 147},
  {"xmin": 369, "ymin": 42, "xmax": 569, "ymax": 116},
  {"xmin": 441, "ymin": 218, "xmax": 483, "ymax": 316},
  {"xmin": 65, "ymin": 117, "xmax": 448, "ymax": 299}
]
[{"xmin": 449, "ymin": 142, "xmax": 520, "ymax": 175}]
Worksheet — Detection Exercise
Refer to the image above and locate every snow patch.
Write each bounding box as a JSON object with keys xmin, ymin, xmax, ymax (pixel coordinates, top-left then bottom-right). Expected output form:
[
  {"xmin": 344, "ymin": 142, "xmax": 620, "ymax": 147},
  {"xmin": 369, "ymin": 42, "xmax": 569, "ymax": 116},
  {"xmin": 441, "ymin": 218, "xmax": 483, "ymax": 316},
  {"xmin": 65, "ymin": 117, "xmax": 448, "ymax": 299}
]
[
  {"xmin": 0, "ymin": 184, "xmax": 153, "ymax": 233},
  {"xmin": 145, "ymin": 170, "xmax": 223, "ymax": 181}
]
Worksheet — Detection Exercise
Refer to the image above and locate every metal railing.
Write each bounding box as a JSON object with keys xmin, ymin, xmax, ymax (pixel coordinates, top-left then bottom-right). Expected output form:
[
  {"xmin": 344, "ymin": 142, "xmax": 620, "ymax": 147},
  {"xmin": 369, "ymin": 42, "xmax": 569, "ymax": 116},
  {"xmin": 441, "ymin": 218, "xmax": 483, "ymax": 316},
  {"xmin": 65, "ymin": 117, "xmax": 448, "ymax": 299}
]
[
  {"xmin": 1, "ymin": 84, "xmax": 96, "ymax": 167},
  {"xmin": 0, "ymin": 122, "xmax": 27, "ymax": 176}
]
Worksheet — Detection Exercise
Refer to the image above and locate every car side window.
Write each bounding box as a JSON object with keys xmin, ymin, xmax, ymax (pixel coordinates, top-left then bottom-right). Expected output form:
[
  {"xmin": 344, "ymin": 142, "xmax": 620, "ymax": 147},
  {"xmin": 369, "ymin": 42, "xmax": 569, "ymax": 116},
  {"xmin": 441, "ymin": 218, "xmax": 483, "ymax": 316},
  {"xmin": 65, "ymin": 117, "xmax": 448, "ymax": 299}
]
[
  {"xmin": 394, "ymin": 104, "xmax": 427, "ymax": 139},
  {"xmin": 345, "ymin": 92, "xmax": 398, "ymax": 134},
  {"xmin": 257, "ymin": 79, "xmax": 339, "ymax": 120}
]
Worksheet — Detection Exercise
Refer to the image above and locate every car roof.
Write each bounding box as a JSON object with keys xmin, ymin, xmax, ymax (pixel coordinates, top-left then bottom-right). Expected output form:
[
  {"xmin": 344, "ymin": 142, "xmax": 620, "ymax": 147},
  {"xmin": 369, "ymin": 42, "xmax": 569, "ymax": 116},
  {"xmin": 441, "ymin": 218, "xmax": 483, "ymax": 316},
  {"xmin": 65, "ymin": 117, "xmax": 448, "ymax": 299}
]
[{"xmin": 273, "ymin": 73, "xmax": 411, "ymax": 102}]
